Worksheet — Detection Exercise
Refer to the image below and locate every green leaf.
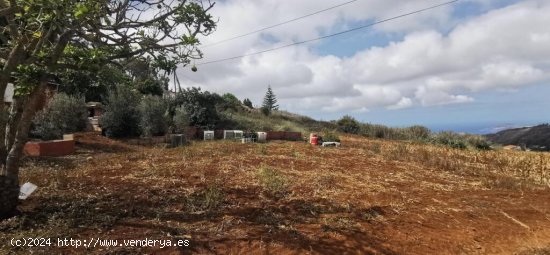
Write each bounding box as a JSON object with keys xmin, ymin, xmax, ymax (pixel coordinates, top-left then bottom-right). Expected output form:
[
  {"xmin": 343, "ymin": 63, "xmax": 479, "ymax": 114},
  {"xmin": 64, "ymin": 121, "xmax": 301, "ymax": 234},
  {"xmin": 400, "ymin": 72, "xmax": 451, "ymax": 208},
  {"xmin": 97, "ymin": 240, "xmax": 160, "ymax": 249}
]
[{"xmin": 75, "ymin": 4, "xmax": 89, "ymax": 19}]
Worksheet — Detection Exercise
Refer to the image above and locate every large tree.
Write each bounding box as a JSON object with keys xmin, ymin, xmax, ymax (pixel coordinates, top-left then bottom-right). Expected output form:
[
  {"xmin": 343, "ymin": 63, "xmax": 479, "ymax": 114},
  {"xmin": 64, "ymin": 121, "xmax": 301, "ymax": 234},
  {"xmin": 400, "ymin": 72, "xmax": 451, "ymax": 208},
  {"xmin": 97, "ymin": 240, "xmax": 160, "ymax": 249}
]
[
  {"xmin": 174, "ymin": 87, "xmax": 221, "ymax": 128},
  {"xmin": 261, "ymin": 85, "xmax": 278, "ymax": 115},
  {"xmin": 124, "ymin": 57, "xmax": 170, "ymax": 96},
  {"xmin": 0, "ymin": 0, "xmax": 216, "ymax": 219}
]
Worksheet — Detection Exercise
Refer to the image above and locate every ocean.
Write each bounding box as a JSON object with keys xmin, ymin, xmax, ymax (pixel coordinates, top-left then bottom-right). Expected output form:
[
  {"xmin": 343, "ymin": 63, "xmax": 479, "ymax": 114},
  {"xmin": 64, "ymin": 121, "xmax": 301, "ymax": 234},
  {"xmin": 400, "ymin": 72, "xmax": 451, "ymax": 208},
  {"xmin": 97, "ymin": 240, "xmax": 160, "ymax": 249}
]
[{"xmin": 427, "ymin": 122, "xmax": 539, "ymax": 135}]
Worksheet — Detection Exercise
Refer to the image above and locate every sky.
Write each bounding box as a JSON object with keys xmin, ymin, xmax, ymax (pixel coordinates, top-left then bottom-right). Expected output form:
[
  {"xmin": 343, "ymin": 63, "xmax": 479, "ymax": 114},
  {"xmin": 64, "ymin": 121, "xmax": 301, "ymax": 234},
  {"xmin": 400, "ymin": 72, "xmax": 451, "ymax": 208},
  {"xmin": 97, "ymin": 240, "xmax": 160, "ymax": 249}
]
[{"xmin": 175, "ymin": 0, "xmax": 550, "ymax": 134}]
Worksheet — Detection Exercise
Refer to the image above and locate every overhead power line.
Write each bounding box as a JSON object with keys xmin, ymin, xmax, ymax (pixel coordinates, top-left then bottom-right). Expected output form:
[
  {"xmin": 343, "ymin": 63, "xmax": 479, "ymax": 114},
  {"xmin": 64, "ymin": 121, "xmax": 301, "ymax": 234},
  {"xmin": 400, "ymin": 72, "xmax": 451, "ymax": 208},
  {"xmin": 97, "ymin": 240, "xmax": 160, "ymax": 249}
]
[
  {"xmin": 201, "ymin": 0, "xmax": 359, "ymax": 48},
  {"xmin": 197, "ymin": 0, "xmax": 459, "ymax": 66}
]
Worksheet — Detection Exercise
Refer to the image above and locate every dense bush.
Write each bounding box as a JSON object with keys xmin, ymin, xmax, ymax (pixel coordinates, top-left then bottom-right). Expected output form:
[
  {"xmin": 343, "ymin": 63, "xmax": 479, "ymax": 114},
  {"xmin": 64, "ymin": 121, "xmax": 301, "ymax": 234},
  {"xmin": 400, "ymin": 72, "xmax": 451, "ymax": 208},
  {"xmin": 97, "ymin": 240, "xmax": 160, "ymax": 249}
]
[
  {"xmin": 100, "ymin": 86, "xmax": 141, "ymax": 138},
  {"xmin": 174, "ymin": 87, "xmax": 221, "ymax": 128},
  {"xmin": 360, "ymin": 123, "xmax": 432, "ymax": 141},
  {"xmin": 431, "ymin": 132, "xmax": 468, "ymax": 149},
  {"xmin": 336, "ymin": 115, "xmax": 360, "ymax": 134},
  {"xmin": 218, "ymin": 93, "xmax": 241, "ymax": 111},
  {"xmin": 139, "ymin": 95, "xmax": 169, "ymax": 137},
  {"xmin": 402, "ymin": 125, "xmax": 431, "ymax": 140},
  {"xmin": 31, "ymin": 93, "xmax": 88, "ymax": 140},
  {"xmin": 361, "ymin": 124, "xmax": 406, "ymax": 140},
  {"xmin": 134, "ymin": 78, "xmax": 164, "ymax": 96},
  {"xmin": 322, "ymin": 130, "xmax": 341, "ymax": 142},
  {"xmin": 430, "ymin": 132, "xmax": 491, "ymax": 150},
  {"xmin": 465, "ymin": 134, "xmax": 492, "ymax": 150},
  {"xmin": 172, "ymin": 106, "xmax": 190, "ymax": 134}
]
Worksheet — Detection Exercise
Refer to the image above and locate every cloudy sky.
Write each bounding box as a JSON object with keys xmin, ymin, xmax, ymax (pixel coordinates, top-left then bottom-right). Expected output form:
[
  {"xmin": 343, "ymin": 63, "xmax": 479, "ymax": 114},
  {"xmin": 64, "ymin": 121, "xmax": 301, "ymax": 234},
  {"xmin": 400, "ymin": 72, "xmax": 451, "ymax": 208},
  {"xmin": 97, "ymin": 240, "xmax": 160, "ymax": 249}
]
[{"xmin": 177, "ymin": 0, "xmax": 550, "ymax": 133}]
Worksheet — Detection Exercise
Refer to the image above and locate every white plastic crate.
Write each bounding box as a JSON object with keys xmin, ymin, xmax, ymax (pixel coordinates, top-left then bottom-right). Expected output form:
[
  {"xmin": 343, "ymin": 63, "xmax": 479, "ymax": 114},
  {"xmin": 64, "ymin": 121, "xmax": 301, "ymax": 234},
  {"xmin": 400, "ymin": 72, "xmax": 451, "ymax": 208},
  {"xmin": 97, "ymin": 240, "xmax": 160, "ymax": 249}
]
[
  {"xmin": 204, "ymin": 131, "xmax": 215, "ymax": 140},
  {"xmin": 257, "ymin": 132, "xmax": 267, "ymax": 142}
]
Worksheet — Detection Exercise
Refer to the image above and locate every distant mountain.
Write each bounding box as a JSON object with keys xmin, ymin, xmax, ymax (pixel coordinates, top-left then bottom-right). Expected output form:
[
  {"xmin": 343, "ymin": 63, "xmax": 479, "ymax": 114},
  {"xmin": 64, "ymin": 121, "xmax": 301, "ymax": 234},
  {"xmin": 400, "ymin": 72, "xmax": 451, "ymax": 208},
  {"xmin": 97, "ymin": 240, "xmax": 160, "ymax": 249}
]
[{"xmin": 485, "ymin": 124, "xmax": 550, "ymax": 151}]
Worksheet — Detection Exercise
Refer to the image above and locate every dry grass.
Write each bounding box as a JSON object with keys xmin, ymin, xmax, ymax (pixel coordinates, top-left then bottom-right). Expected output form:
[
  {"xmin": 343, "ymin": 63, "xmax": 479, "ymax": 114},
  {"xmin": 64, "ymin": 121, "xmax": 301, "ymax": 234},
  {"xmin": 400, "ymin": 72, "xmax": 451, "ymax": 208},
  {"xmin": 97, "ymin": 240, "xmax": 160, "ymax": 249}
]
[
  {"xmin": 257, "ymin": 165, "xmax": 289, "ymax": 198},
  {"xmin": 1, "ymin": 133, "xmax": 550, "ymax": 254},
  {"xmin": 518, "ymin": 246, "xmax": 550, "ymax": 255},
  {"xmin": 352, "ymin": 137, "xmax": 550, "ymax": 188},
  {"xmin": 186, "ymin": 185, "xmax": 225, "ymax": 212}
]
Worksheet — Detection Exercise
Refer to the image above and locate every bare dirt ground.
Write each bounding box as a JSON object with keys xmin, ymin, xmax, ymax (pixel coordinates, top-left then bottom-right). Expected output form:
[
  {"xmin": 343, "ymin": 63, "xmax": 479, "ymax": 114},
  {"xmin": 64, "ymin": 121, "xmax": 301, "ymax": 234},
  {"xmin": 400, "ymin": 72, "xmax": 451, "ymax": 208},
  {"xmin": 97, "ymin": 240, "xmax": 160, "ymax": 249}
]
[{"xmin": 1, "ymin": 132, "xmax": 550, "ymax": 254}]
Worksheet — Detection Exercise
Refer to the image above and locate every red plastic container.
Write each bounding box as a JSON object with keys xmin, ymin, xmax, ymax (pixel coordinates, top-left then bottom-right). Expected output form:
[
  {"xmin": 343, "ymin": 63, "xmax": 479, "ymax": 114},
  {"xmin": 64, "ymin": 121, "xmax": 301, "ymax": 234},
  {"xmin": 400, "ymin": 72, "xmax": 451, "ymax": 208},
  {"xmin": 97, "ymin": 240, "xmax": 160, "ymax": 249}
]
[{"xmin": 310, "ymin": 135, "xmax": 318, "ymax": 145}]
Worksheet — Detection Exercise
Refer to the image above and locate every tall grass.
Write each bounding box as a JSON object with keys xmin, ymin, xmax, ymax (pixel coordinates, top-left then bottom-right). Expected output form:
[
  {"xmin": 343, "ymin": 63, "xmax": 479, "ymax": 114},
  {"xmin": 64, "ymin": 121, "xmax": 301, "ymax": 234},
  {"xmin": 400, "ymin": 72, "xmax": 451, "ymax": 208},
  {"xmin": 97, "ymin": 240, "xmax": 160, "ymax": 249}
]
[
  {"xmin": 218, "ymin": 110, "xmax": 335, "ymax": 135},
  {"xmin": 366, "ymin": 140, "xmax": 550, "ymax": 187},
  {"xmin": 359, "ymin": 123, "xmax": 491, "ymax": 150}
]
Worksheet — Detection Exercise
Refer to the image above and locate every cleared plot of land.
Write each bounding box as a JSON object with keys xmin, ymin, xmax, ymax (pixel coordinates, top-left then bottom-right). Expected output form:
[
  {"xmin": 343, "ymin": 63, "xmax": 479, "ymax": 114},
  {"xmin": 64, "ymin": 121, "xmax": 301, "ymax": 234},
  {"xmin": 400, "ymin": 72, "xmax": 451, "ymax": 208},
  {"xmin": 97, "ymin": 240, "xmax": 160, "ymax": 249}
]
[{"xmin": 1, "ymin": 133, "xmax": 550, "ymax": 254}]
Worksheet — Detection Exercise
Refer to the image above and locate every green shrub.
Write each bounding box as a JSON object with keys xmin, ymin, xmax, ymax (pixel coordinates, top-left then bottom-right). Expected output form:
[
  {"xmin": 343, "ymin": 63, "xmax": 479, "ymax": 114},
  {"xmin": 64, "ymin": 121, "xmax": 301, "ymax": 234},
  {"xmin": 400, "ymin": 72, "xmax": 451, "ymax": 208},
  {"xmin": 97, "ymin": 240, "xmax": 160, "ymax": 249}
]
[
  {"xmin": 134, "ymin": 77, "xmax": 164, "ymax": 96},
  {"xmin": 100, "ymin": 86, "xmax": 141, "ymax": 138},
  {"xmin": 360, "ymin": 124, "xmax": 431, "ymax": 141},
  {"xmin": 174, "ymin": 87, "xmax": 221, "ymax": 127},
  {"xmin": 322, "ymin": 130, "xmax": 341, "ymax": 142},
  {"xmin": 430, "ymin": 132, "xmax": 491, "ymax": 150},
  {"xmin": 218, "ymin": 93, "xmax": 241, "ymax": 111},
  {"xmin": 337, "ymin": 115, "xmax": 360, "ymax": 134},
  {"xmin": 139, "ymin": 95, "xmax": 169, "ymax": 137},
  {"xmin": 31, "ymin": 93, "xmax": 88, "ymax": 140},
  {"xmin": 465, "ymin": 134, "xmax": 492, "ymax": 150},
  {"xmin": 361, "ymin": 124, "xmax": 405, "ymax": 140},
  {"xmin": 431, "ymin": 132, "xmax": 468, "ymax": 149},
  {"xmin": 403, "ymin": 125, "xmax": 431, "ymax": 140}
]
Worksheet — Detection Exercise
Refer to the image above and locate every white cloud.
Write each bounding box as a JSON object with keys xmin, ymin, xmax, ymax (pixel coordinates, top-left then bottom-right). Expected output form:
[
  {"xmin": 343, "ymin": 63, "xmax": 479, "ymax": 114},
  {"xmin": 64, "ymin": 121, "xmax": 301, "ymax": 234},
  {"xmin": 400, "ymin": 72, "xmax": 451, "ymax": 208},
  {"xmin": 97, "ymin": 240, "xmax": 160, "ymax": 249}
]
[
  {"xmin": 388, "ymin": 97, "xmax": 413, "ymax": 110},
  {"xmin": 176, "ymin": 0, "xmax": 550, "ymax": 116},
  {"xmin": 415, "ymin": 86, "xmax": 474, "ymax": 106}
]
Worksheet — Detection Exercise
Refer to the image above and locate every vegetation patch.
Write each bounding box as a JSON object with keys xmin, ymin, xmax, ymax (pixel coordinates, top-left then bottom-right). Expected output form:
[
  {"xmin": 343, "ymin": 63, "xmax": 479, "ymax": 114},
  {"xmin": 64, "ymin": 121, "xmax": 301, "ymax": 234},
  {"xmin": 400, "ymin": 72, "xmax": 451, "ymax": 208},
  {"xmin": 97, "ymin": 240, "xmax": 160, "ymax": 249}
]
[
  {"xmin": 186, "ymin": 185, "xmax": 225, "ymax": 212},
  {"xmin": 31, "ymin": 93, "xmax": 88, "ymax": 140},
  {"xmin": 257, "ymin": 166, "xmax": 288, "ymax": 198}
]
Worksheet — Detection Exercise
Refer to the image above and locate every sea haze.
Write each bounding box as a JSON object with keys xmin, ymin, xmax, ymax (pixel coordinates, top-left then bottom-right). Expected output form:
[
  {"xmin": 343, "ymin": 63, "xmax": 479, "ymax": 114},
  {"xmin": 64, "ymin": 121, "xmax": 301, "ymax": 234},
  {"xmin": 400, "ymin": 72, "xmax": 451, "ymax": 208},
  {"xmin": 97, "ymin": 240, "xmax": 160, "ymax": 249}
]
[{"xmin": 427, "ymin": 122, "xmax": 540, "ymax": 135}]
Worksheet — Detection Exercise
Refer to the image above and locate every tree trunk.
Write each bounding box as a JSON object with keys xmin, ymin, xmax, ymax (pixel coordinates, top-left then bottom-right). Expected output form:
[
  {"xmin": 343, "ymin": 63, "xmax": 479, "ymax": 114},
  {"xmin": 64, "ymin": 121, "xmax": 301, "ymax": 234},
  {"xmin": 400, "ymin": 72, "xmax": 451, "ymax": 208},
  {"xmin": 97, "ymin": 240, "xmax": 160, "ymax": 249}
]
[
  {"xmin": 0, "ymin": 105, "xmax": 9, "ymax": 168},
  {"xmin": 0, "ymin": 175, "xmax": 19, "ymax": 219},
  {"xmin": 0, "ymin": 42, "xmax": 27, "ymax": 166},
  {"xmin": 0, "ymin": 30, "xmax": 69, "ymax": 219},
  {"xmin": 0, "ymin": 44, "xmax": 27, "ymax": 220},
  {"xmin": 5, "ymin": 83, "xmax": 46, "ymax": 178},
  {"xmin": 0, "ymin": 83, "xmax": 46, "ymax": 220},
  {"xmin": 5, "ymin": 97, "xmax": 26, "ymax": 154}
]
